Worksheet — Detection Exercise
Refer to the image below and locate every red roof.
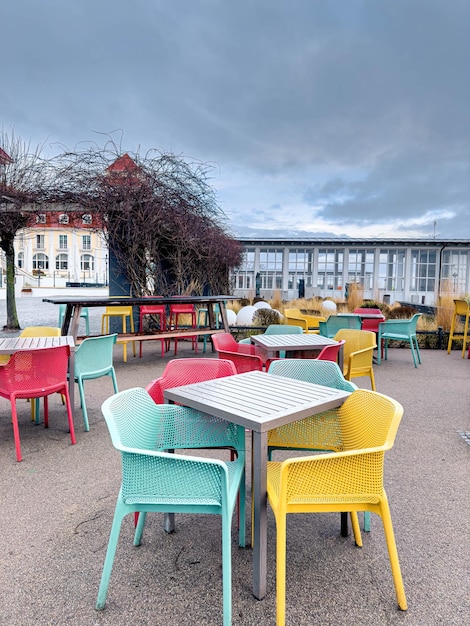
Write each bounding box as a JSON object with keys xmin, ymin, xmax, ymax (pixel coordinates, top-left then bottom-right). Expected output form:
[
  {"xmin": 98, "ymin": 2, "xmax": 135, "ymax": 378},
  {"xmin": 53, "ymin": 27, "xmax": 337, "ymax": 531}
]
[
  {"xmin": 0, "ymin": 148, "xmax": 13, "ymax": 165},
  {"xmin": 106, "ymin": 153, "xmax": 140, "ymax": 173}
]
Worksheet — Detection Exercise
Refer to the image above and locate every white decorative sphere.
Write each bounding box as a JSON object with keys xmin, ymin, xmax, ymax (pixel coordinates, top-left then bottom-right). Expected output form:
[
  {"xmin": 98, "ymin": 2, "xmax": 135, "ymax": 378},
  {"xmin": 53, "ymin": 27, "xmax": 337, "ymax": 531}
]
[
  {"xmin": 253, "ymin": 301, "xmax": 271, "ymax": 310},
  {"xmin": 321, "ymin": 300, "xmax": 337, "ymax": 313},
  {"xmin": 226, "ymin": 309, "xmax": 237, "ymax": 325},
  {"xmin": 236, "ymin": 306, "xmax": 257, "ymax": 326}
]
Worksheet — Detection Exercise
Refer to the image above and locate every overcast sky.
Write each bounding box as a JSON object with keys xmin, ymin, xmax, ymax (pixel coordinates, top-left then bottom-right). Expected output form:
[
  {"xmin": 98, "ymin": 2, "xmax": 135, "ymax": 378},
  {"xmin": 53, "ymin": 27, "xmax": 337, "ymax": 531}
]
[{"xmin": 2, "ymin": 0, "xmax": 469, "ymax": 240}]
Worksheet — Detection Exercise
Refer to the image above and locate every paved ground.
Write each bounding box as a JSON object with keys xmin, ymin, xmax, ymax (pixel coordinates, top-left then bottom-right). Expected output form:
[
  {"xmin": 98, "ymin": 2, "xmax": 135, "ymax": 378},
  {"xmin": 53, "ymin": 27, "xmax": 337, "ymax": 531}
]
[{"xmin": 0, "ymin": 299, "xmax": 469, "ymax": 625}]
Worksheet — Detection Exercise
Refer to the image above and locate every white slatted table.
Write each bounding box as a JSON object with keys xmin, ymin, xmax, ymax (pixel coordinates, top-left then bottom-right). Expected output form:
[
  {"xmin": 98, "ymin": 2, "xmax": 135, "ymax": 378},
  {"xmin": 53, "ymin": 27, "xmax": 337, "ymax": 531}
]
[
  {"xmin": 164, "ymin": 370, "xmax": 350, "ymax": 600},
  {"xmin": 250, "ymin": 333, "xmax": 343, "ymax": 369}
]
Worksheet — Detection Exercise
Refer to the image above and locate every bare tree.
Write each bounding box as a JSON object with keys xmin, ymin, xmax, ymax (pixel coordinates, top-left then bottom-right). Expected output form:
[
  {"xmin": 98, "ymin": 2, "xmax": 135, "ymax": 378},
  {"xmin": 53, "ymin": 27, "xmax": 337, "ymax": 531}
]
[
  {"xmin": 0, "ymin": 132, "xmax": 51, "ymax": 330},
  {"xmin": 54, "ymin": 141, "xmax": 242, "ymax": 296}
]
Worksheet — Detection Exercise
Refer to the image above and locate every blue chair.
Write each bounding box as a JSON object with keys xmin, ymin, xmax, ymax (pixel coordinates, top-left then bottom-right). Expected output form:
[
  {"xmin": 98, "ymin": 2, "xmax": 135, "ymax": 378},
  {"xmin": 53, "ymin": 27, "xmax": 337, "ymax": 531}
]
[
  {"xmin": 58, "ymin": 304, "xmax": 90, "ymax": 335},
  {"xmin": 319, "ymin": 315, "xmax": 362, "ymax": 338},
  {"xmin": 73, "ymin": 334, "xmax": 118, "ymax": 431},
  {"xmin": 96, "ymin": 387, "xmax": 246, "ymax": 625},
  {"xmin": 377, "ymin": 313, "xmax": 422, "ymax": 367}
]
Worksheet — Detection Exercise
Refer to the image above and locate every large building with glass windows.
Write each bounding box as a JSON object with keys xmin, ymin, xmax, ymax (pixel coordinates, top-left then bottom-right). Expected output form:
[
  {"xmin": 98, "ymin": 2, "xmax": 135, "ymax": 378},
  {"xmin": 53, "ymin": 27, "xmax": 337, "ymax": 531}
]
[{"xmin": 230, "ymin": 238, "xmax": 470, "ymax": 306}]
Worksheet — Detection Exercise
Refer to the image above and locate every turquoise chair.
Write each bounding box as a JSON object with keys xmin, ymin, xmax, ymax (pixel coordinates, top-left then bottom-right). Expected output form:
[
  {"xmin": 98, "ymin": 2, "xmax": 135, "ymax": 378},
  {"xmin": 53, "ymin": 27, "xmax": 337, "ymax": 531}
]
[
  {"xmin": 73, "ymin": 334, "xmax": 118, "ymax": 431},
  {"xmin": 377, "ymin": 313, "xmax": 422, "ymax": 367},
  {"xmin": 319, "ymin": 315, "xmax": 362, "ymax": 338},
  {"xmin": 96, "ymin": 387, "xmax": 246, "ymax": 626},
  {"xmin": 267, "ymin": 358, "xmax": 371, "ymax": 532},
  {"xmin": 58, "ymin": 304, "xmax": 90, "ymax": 335}
]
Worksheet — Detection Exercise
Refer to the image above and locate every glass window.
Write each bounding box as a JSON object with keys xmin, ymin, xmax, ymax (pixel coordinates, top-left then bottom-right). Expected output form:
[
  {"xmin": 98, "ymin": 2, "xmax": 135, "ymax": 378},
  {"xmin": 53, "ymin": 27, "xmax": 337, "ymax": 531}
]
[
  {"xmin": 441, "ymin": 250, "xmax": 469, "ymax": 294},
  {"xmin": 82, "ymin": 214, "xmax": 92, "ymax": 225},
  {"xmin": 347, "ymin": 249, "xmax": 375, "ymax": 290},
  {"xmin": 81, "ymin": 254, "xmax": 94, "ymax": 271},
  {"xmin": 259, "ymin": 248, "xmax": 283, "ymax": 291},
  {"xmin": 17, "ymin": 252, "xmax": 24, "ymax": 268},
  {"xmin": 56, "ymin": 254, "xmax": 68, "ymax": 270},
  {"xmin": 82, "ymin": 235, "xmax": 91, "ymax": 250},
  {"xmin": 36, "ymin": 214, "xmax": 46, "ymax": 224},
  {"xmin": 36, "ymin": 234, "xmax": 45, "ymax": 249},
  {"xmin": 58, "ymin": 213, "xmax": 69, "ymax": 224},
  {"xmin": 317, "ymin": 248, "xmax": 343, "ymax": 289},
  {"xmin": 410, "ymin": 250, "xmax": 436, "ymax": 292},
  {"xmin": 33, "ymin": 253, "xmax": 49, "ymax": 270},
  {"xmin": 379, "ymin": 249, "xmax": 406, "ymax": 291},
  {"xmin": 59, "ymin": 235, "xmax": 68, "ymax": 249}
]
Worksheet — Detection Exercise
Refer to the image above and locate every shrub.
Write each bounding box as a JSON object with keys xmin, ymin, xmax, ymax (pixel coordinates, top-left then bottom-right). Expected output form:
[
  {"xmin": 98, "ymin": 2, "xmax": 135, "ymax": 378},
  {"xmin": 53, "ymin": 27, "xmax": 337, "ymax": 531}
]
[{"xmin": 253, "ymin": 308, "xmax": 282, "ymax": 327}]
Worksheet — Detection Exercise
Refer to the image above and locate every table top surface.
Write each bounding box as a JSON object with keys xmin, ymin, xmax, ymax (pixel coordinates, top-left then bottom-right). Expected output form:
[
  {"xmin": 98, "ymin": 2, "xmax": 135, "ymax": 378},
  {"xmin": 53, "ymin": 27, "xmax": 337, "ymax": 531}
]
[
  {"xmin": 338, "ymin": 312, "xmax": 385, "ymax": 319},
  {"xmin": 250, "ymin": 333, "xmax": 339, "ymax": 349},
  {"xmin": 0, "ymin": 336, "xmax": 75, "ymax": 353},
  {"xmin": 164, "ymin": 370, "xmax": 350, "ymax": 432},
  {"xmin": 43, "ymin": 295, "xmax": 235, "ymax": 307}
]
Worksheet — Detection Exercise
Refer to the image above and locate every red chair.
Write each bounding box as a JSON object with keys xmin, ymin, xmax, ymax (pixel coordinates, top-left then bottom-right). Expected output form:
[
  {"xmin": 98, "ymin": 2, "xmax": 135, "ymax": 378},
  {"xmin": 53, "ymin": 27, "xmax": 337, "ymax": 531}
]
[
  {"xmin": 146, "ymin": 357, "xmax": 237, "ymax": 403},
  {"xmin": 169, "ymin": 301, "xmax": 197, "ymax": 355},
  {"xmin": 0, "ymin": 345, "xmax": 76, "ymax": 462},
  {"xmin": 142, "ymin": 357, "xmax": 239, "ymax": 528},
  {"xmin": 211, "ymin": 332, "xmax": 267, "ymax": 373},
  {"xmin": 315, "ymin": 338, "xmax": 345, "ymax": 362},
  {"xmin": 353, "ymin": 308, "xmax": 385, "ymax": 333},
  {"xmin": 139, "ymin": 296, "xmax": 167, "ymax": 358}
]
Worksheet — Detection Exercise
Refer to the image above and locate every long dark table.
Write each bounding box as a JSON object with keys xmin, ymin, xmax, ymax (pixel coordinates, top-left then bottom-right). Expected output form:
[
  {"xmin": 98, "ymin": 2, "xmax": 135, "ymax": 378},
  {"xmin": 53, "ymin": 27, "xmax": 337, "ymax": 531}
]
[{"xmin": 43, "ymin": 295, "xmax": 237, "ymax": 341}]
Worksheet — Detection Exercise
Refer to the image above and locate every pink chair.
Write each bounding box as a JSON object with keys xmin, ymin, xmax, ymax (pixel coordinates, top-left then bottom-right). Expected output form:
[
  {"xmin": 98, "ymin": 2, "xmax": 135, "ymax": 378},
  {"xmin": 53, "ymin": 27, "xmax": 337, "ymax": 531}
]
[
  {"xmin": 139, "ymin": 296, "xmax": 167, "ymax": 358},
  {"xmin": 211, "ymin": 333, "xmax": 267, "ymax": 373},
  {"xmin": 353, "ymin": 308, "xmax": 385, "ymax": 333},
  {"xmin": 315, "ymin": 339, "xmax": 345, "ymax": 362},
  {"xmin": 169, "ymin": 301, "xmax": 197, "ymax": 355},
  {"xmin": 0, "ymin": 345, "xmax": 76, "ymax": 462},
  {"xmin": 146, "ymin": 357, "xmax": 237, "ymax": 403}
]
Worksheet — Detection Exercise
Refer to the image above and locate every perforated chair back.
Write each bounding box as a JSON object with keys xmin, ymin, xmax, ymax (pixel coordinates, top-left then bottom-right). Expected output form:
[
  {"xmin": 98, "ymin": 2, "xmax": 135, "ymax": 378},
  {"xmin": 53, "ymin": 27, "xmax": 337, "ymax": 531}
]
[
  {"xmin": 315, "ymin": 338, "xmax": 345, "ymax": 362},
  {"xmin": 264, "ymin": 324, "xmax": 303, "ymax": 335},
  {"xmin": 268, "ymin": 358, "xmax": 357, "ymax": 392},
  {"xmin": 0, "ymin": 345, "xmax": 76, "ymax": 461},
  {"xmin": 146, "ymin": 358, "xmax": 236, "ymax": 404},
  {"xmin": 334, "ymin": 329, "xmax": 376, "ymax": 389},
  {"xmin": 266, "ymin": 389, "xmax": 407, "ymax": 624},
  {"xmin": 319, "ymin": 315, "xmax": 362, "ymax": 338},
  {"xmin": 97, "ymin": 387, "xmax": 246, "ymax": 624},
  {"xmin": 74, "ymin": 334, "xmax": 119, "ymax": 431},
  {"xmin": 20, "ymin": 326, "xmax": 61, "ymax": 337}
]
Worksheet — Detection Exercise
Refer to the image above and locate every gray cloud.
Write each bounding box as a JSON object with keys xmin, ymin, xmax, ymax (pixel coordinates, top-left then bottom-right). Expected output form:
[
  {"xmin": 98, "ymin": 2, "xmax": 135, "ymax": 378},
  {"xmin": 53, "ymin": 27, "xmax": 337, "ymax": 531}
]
[{"xmin": 1, "ymin": 0, "xmax": 469, "ymax": 238}]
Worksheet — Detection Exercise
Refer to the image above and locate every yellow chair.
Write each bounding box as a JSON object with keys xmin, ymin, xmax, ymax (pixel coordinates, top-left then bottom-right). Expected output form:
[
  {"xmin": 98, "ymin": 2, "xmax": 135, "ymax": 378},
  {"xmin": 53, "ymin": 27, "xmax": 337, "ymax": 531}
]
[
  {"xmin": 334, "ymin": 328, "xmax": 376, "ymax": 390},
  {"xmin": 101, "ymin": 305, "xmax": 136, "ymax": 362},
  {"xmin": 267, "ymin": 389, "xmax": 407, "ymax": 625},
  {"xmin": 284, "ymin": 308, "xmax": 325, "ymax": 333},
  {"xmin": 447, "ymin": 299, "xmax": 470, "ymax": 358}
]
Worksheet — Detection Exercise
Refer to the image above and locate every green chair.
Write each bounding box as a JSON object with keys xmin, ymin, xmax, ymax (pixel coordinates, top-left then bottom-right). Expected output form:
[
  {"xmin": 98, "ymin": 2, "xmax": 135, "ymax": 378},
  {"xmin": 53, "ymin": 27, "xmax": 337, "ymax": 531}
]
[
  {"xmin": 73, "ymin": 334, "xmax": 118, "ymax": 431},
  {"xmin": 267, "ymin": 359, "xmax": 371, "ymax": 532},
  {"xmin": 318, "ymin": 315, "xmax": 362, "ymax": 338},
  {"xmin": 96, "ymin": 387, "xmax": 246, "ymax": 626},
  {"xmin": 58, "ymin": 304, "xmax": 90, "ymax": 335},
  {"xmin": 377, "ymin": 313, "xmax": 422, "ymax": 367}
]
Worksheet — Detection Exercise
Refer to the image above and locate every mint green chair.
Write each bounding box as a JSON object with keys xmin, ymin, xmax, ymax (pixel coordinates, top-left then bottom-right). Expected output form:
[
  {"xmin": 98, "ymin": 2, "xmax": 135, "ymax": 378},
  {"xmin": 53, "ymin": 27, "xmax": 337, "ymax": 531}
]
[
  {"xmin": 377, "ymin": 313, "xmax": 422, "ymax": 367},
  {"xmin": 58, "ymin": 304, "xmax": 90, "ymax": 335},
  {"xmin": 97, "ymin": 387, "xmax": 246, "ymax": 626},
  {"xmin": 73, "ymin": 334, "xmax": 118, "ymax": 431},
  {"xmin": 319, "ymin": 315, "xmax": 362, "ymax": 338},
  {"xmin": 267, "ymin": 359, "xmax": 371, "ymax": 532}
]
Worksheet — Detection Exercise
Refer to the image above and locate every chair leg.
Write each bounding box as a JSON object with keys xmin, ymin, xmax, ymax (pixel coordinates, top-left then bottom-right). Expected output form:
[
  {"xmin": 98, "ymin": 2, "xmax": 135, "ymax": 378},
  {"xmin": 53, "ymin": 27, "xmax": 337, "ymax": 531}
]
[
  {"xmin": 10, "ymin": 400, "xmax": 22, "ymax": 462},
  {"xmin": 379, "ymin": 500, "xmax": 407, "ymax": 610},
  {"xmin": 363, "ymin": 511, "xmax": 371, "ymax": 532},
  {"xmin": 275, "ymin": 512, "xmax": 288, "ymax": 626},
  {"xmin": 96, "ymin": 503, "xmax": 127, "ymax": 610},
  {"xmin": 221, "ymin": 508, "xmax": 233, "ymax": 626},
  {"xmin": 78, "ymin": 379, "xmax": 89, "ymax": 432}
]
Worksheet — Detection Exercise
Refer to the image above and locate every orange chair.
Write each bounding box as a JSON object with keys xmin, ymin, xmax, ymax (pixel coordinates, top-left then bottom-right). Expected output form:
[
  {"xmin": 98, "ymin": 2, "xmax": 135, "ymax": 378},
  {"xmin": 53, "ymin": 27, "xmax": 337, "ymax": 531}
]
[
  {"xmin": 139, "ymin": 297, "xmax": 167, "ymax": 358},
  {"xmin": 0, "ymin": 345, "xmax": 76, "ymax": 462},
  {"xmin": 169, "ymin": 302, "xmax": 197, "ymax": 355}
]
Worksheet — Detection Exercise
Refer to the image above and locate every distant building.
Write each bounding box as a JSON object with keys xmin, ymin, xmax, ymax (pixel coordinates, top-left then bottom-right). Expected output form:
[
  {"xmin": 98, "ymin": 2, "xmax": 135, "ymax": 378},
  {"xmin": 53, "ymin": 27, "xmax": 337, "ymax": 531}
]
[
  {"xmin": 7, "ymin": 212, "xmax": 108, "ymax": 289},
  {"xmin": 230, "ymin": 237, "xmax": 470, "ymax": 306}
]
